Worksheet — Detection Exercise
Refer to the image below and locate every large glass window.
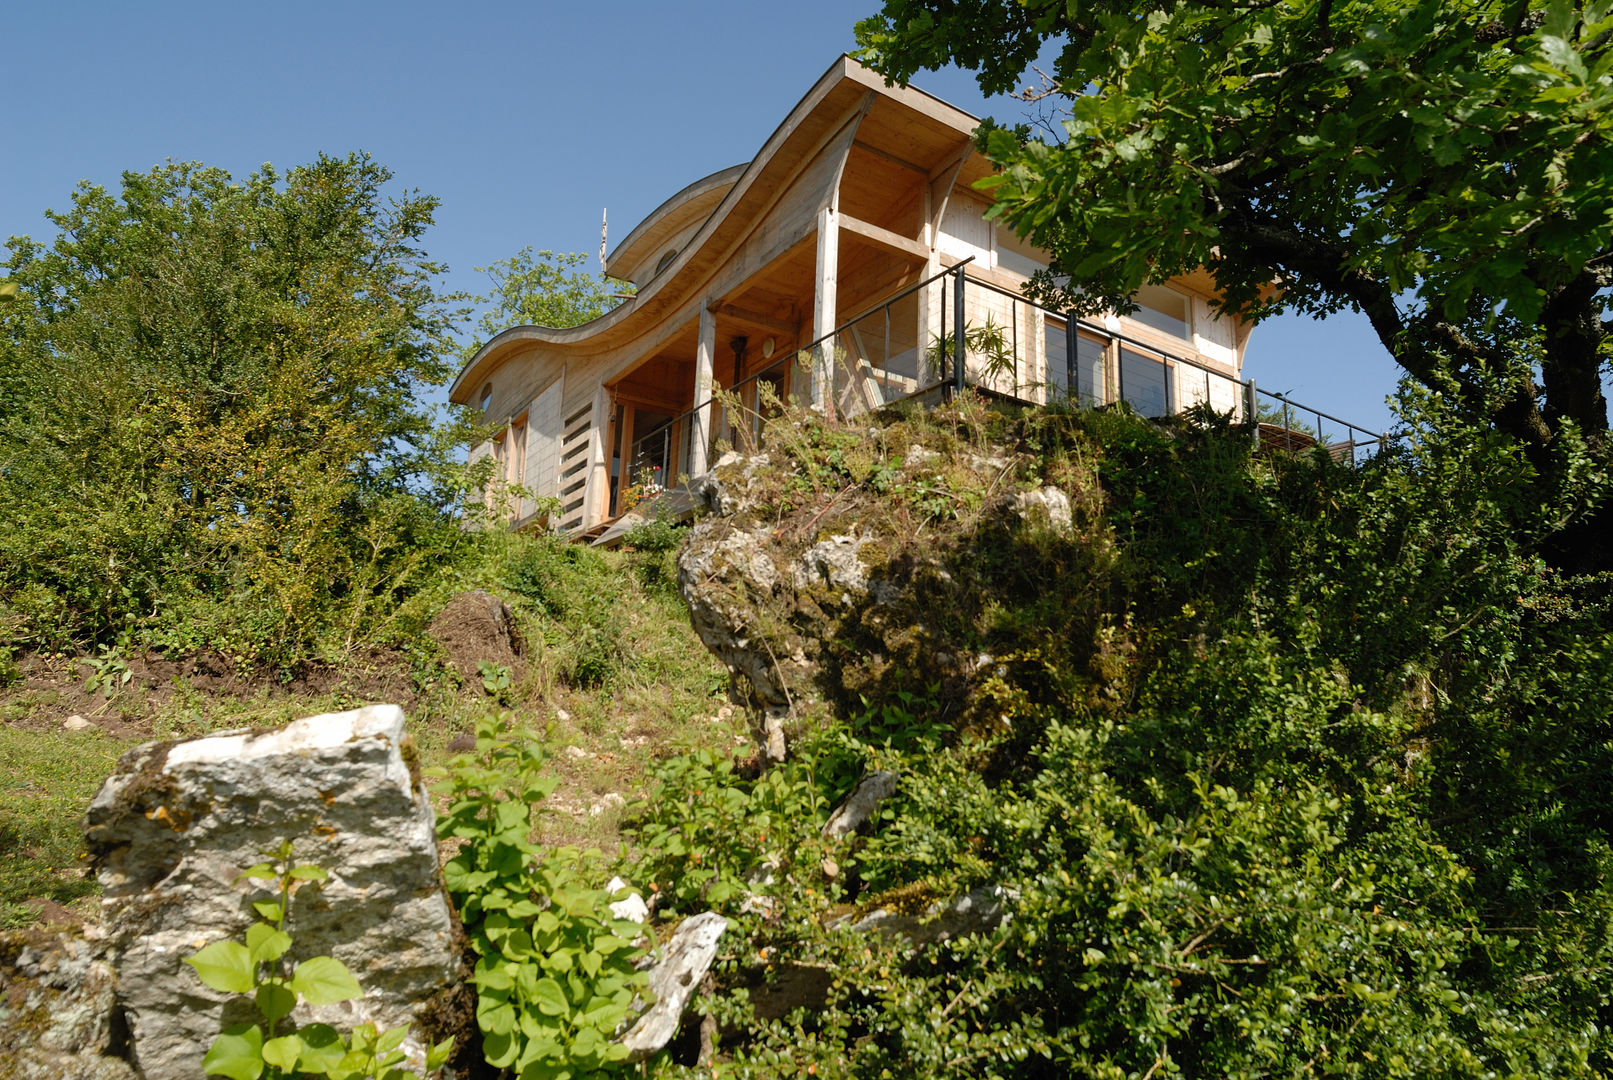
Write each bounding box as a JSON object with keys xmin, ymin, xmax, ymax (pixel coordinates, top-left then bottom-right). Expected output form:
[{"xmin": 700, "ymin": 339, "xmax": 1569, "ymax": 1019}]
[
  {"xmin": 1045, "ymin": 320, "xmax": 1108, "ymax": 406},
  {"xmin": 1131, "ymin": 284, "xmax": 1191, "ymax": 340},
  {"xmin": 1120, "ymin": 347, "xmax": 1172, "ymax": 417}
]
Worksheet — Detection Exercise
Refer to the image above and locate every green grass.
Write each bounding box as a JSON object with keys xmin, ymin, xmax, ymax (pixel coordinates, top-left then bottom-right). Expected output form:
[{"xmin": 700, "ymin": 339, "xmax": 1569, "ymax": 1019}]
[
  {"xmin": 0, "ymin": 726, "xmax": 134, "ymax": 927},
  {"xmin": 0, "ymin": 527, "xmax": 733, "ymax": 924}
]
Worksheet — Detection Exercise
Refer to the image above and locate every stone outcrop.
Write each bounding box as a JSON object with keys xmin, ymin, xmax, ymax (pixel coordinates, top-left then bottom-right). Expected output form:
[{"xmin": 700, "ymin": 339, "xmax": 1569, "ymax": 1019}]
[
  {"xmin": 822, "ymin": 771, "xmax": 898, "ymax": 840},
  {"xmin": 0, "ymin": 928, "xmax": 135, "ymax": 1080},
  {"xmin": 620, "ymin": 912, "xmax": 728, "ymax": 1060},
  {"xmin": 675, "ymin": 432, "xmax": 1097, "ymax": 762},
  {"xmin": 843, "ymin": 885, "xmax": 1016, "ymax": 945},
  {"xmin": 83, "ymin": 704, "xmax": 458, "ymax": 1080}
]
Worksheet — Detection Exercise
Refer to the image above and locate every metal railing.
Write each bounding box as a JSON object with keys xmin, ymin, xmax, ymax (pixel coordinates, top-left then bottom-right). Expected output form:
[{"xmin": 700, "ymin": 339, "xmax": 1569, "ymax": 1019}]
[{"xmin": 618, "ymin": 262, "xmax": 1385, "ymax": 504}]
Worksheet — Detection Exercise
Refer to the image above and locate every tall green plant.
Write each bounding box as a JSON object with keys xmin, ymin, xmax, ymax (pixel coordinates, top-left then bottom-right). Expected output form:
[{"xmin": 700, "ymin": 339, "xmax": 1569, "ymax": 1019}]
[
  {"xmin": 0, "ymin": 155, "xmax": 479, "ymax": 664},
  {"xmin": 431, "ymin": 714, "xmax": 647, "ymax": 1077}
]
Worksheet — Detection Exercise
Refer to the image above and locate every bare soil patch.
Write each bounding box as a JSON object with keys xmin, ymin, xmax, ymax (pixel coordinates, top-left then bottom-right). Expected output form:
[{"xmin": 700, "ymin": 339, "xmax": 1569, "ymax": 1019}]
[{"xmin": 1, "ymin": 648, "xmax": 417, "ymax": 740}]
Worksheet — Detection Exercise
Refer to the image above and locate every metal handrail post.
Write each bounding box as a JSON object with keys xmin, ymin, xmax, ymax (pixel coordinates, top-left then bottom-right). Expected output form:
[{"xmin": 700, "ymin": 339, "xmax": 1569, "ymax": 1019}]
[
  {"xmin": 1065, "ymin": 311, "xmax": 1078, "ymax": 404},
  {"xmin": 1244, "ymin": 379, "xmax": 1259, "ymax": 446},
  {"xmin": 954, "ymin": 265, "xmax": 967, "ymax": 394}
]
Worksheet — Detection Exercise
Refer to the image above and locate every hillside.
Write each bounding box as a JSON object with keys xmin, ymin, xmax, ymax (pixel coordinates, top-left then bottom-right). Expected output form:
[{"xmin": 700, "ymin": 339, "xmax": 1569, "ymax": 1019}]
[{"xmin": 5, "ymin": 391, "xmax": 1612, "ymax": 1077}]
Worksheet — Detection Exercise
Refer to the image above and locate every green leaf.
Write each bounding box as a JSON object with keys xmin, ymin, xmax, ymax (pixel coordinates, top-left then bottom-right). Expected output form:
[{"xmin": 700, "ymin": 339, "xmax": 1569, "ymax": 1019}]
[
  {"xmin": 482, "ymin": 1026, "xmax": 518, "ymax": 1068},
  {"xmin": 252, "ymin": 899, "xmax": 284, "ymax": 923},
  {"xmin": 246, "ymin": 922, "xmax": 292, "ymax": 965},
  {"xmin": 571, "ymin": 1024, "xmax": 602, "ymax": 1057},
  {"xmin": 254, "ymin": 980, "xmax": 297, "ymax": 1027},
  {"xmin": 202, "ymin": 1024, "xmax": 265, "ymax": 1080},
  {"xmin": 295, "ymin": 1024, "xmax": 348, "ymax": 1074},
  {"xmin": 290, "ymin": 956, "xmax": 363, "ymax": 1005},
  {"xmin": 261, "ymin": 1033, "xmax": 304, "ymax": 1071},
  {"xmin": 533, "ymin": 976, "xmax": 569, "ymax": 1017},
  {"xmin": 425, "ymin": 1037, "xmax": 455, "ymax": 1071},
  {"xmin": 478, "ymin": 998, "xmax": 517, "ymax": 1036},
  {"xmin": 287, "ymin": 864, "xmax": 330, "ymax": 881},
  {"xmin": 236, "ymin": 864, "xmax": 277, "ymax": 882},
  {"xmin": 187, "ymin": 940, "xmax": 257, "ymax": 995},
  {"xmin": 375, "ymin": 1024, "xmax": 409, "ymax": 1054}
]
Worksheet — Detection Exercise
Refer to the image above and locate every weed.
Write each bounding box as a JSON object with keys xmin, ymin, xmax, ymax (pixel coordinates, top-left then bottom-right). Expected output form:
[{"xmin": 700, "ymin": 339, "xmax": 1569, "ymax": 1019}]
[
  {"xmin": 82, "ymin": 644, "xmax": 133, "ymax": 701},
  {"xmin": 430, "ymin": 713, "xmax": 645, "ymax": 1075}
]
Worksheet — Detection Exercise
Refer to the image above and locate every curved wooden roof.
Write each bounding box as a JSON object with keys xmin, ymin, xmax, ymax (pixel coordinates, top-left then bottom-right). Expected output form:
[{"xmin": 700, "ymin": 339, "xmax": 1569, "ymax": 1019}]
[
  {"xmin": 449, "ymin": 56, "xmax": 983, "ymax": 405},
  {"xmin": 604, "ymin": 164, "xmax": 746, "ymax": 286}
]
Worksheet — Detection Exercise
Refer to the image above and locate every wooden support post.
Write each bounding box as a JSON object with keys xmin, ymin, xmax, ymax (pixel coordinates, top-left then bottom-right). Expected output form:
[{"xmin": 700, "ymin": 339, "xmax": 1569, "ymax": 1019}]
[
  {"xmin": 691, "ymin": 303, "xmax": 716, "ymax": 477},
  {"xmin": 584, "ymin": 386, "xmax": 612, "ymax": 529},
  {"xmin": 617, "ymin": 405, "xmax": 636, "ymax": 492},
  {"xmin": 812, "ymin": 206, "xmax": 839, "ymax": 411}
]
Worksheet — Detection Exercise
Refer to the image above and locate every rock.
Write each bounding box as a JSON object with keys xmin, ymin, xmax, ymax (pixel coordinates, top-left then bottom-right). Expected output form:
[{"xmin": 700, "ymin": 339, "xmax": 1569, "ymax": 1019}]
[
  {"xmin": 447, "ymin": 731, "xmax": 477, "ymax": 753},
  {"xmin": 790, "ymin": 529, "xmax": 874, "ymax": 595},
  {"xmin": 689, "ymin": 454, "xmax": 740, "ymax": 514},
  {"xmin": 0, "ymin": 928, "xmax": 136, "ymax": 1080},
  {"xmin": 554, "ymin": 707, "xmax": 571, "ymax": 722},
  {"xmin": 1009, "ymin": 486, "xmax": 1073, "ymax": 532},
  {"xmin": 564, "ymin": 745, "xmax": 591, "ymax": 760},
  {"xmin": 822, "ymin": 771, "xmax": 898, "ymax": 840},
  {"xmin": 619, "ymin": 912, "xmax": 728, "ymax": 1060},
  {"xmin": 844, "ymin": 885, "xmax": 1016, "ymax": 945},
  {"xmin": 62, "ymin": 715, "xmax": 95, "ymax": 732},
  {"xmin": 604, "ymin": 877, "xmax": 649, "ymax": 924},
  {"xmin": 678, "ymin": 520, "xmax": 795, "ymax": 762},
  {"xmin": 904, "ymin": 446, "xmax": 940, "ymax": 466},
  {"xmin": 589, "ymin": 793, "xmax": 627, "ymax": 817},
  {"xmin": 84, "ymin": 704, "xmax": 458, "ymax": 1080}
]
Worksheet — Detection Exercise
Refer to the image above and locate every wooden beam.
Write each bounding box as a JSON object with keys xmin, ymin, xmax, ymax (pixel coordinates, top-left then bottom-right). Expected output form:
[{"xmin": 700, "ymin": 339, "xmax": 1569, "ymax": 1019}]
[
  {"xmin": 928, "ymin": 139, "xmax": 975, "ymax": 237},
  {"xmin": 851, "ymin": 139, "xmax": 928, "ymax": 175},
  {"xmin": 812, "ymin": 207, "xmax": 839, "ymax": 412},
  {"xmin": 691, "ymin": 303, "xmax": 716, "ymax": 476},
  {"xmin": 839, "ymin": 213, "xmax": 930, "ymax": 261},
  {"xmin": 716, "ymin": 303, "xmax": 797, "ymax": 338}
]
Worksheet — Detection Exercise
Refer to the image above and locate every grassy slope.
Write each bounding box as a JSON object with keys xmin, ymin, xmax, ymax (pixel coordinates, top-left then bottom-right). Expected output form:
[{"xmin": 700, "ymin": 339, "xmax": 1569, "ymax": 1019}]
[{"xmin": 0, "ymin": 531, "xmax": 732, "ymax": 928}]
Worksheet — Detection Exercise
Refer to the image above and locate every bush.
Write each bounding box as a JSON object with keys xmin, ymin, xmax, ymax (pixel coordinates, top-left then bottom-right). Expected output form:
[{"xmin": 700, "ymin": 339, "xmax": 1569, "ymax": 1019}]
[{"xmin": 0, "ymin": 156, "xmax": 483, "ymax": 667}]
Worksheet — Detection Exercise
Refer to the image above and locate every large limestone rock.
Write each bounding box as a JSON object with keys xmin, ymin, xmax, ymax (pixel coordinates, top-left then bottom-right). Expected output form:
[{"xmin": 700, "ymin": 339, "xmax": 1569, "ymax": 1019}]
[
  {"xmin": 0, "ymin": 928, "xmax": 135, "ymax": 1080},
  {"xmin": 822, "ymin": 771, "xmax": 898, "ymax": 840},
  {"xmin": 84, "ymin": 705, "xmax": 457, "ymax": 1080},
  {"xmin": 620, "ymin": 912, "xmax": 728, "ymax": 1060}
]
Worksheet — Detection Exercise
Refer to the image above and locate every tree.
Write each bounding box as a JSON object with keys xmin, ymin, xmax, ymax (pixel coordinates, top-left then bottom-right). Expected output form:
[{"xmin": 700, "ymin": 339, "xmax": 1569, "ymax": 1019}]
[
  {"xmin": 463, "ymin": 247, "xmax": 628, "ymax": 358},
  {"xmin": 0, "ymin": 155, "xmax": 476, "ymax": 664},
  {"xmin": 855, "ymin": 0, "xmax": 1613, "ymax": 460}
]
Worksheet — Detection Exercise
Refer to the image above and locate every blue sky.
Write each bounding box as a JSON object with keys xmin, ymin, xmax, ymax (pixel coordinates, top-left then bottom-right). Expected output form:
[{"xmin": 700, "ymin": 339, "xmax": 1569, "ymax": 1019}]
[{"xmin": 2, "ymin": 0, "xmax": 1400, "ymax": 435}]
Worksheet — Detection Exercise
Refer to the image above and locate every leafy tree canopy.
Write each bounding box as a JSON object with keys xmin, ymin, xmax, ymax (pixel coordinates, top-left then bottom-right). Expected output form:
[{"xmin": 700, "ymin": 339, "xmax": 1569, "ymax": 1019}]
[
  {"xmin": 0, "ymin": 154, "xmax": 479, "ymax": 663},
  {"xmin": 855, "ymin": 0, "xmax": 1613, "ymax": 457},
  {"xmin": 463, "ymin": 247, "xmax": 628, "ymax": 359}
]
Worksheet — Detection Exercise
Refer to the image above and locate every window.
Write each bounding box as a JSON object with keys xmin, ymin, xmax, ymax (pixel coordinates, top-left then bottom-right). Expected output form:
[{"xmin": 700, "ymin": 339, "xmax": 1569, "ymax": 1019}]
[
  {"xmin": 479, "ymin": 382, "xmax": 493, "ymax": 413},
  {"xmin": 1131, "ymin": 284, "xmax": 1191, "ymax": 340},
  {"xmin": 1120, "ymin": 347, "xmax": 1172, "ymax": 417},
  {"xmin": 654, "ymin": 248, "xmax": 679, "ymax": 277},
  {"xmin": 1045, "ymin": 320, "xmax": 1107, "ymax": 406},
  {"xmin": 995, "ymin": 226, "xmax": 1048, "ymax": 279}
]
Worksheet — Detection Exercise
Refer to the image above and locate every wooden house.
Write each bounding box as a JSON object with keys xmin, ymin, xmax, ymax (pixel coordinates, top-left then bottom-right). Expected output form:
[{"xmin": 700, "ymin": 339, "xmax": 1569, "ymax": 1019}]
[{"xmin": 449, "ymin": 56, "xmax": 1257, "ymax": 534}]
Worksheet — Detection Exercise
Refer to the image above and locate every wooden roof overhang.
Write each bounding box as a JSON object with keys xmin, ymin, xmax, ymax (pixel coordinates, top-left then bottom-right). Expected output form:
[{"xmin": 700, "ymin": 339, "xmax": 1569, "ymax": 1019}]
[{"xmin": 449, "ymin": 56, "xmax": 984, "ymax": 406}]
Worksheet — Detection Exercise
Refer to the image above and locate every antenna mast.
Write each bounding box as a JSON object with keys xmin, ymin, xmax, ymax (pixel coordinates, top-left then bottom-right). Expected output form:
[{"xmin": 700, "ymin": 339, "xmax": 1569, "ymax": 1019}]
[{"xmin": 599, "ymin": 209, "xmax": 608, "ymax": 276}]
